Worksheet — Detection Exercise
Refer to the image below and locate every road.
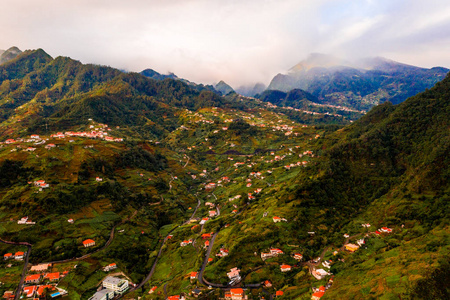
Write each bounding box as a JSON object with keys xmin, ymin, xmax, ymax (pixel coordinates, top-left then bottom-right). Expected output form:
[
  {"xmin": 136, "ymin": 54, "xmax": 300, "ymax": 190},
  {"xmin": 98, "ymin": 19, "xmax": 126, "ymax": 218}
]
[{"xmin": 121, "ymin": 194, "xmax": 202, "ymax": 297}]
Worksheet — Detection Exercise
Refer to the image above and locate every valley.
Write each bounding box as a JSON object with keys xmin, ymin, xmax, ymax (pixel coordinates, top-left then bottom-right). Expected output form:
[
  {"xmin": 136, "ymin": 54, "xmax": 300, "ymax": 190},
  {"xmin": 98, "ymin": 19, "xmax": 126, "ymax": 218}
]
[{"xmin": 0, "ymin": 49, "xmax": 448, "ymax": 300}]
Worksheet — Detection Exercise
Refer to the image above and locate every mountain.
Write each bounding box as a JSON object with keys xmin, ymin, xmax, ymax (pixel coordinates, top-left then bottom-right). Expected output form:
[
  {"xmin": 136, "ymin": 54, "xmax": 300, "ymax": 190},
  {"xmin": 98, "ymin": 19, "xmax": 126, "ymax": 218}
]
[
  {"xmin": 235, "ymin": 82, "xmax": 266, "ymax": 97},
  {"xmin": 214, "ymin": 80, "xmax": 235, "ymax": 95},
  {"xmin": 140, "ymin": 68, "xmax": 178, "ymax": 81},
  {"xmin": 0, "ymin": 46, "xmax": 22, "ymax": 64},
  {"xmin": 0, "ymin": 48, "xmax": 448, "ymax": 300},
  {"xmin": 267, "ymin": 53, "xmax": 449, "ymax": 111}
]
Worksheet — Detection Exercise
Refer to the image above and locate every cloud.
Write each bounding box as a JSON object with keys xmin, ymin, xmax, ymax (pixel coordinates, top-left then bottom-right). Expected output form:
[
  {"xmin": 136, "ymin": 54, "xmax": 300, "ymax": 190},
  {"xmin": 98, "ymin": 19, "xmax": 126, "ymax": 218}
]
[{"xmin": 0, "ymin": 0, "xmax": 449, "ymax": 87}]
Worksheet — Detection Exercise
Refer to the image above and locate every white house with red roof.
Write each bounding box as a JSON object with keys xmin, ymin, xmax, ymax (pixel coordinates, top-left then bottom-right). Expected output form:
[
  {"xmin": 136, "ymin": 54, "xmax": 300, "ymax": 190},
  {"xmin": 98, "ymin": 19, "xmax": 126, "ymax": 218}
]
[{"xmin": 83, "ymin": 239, "xmax": 95, "ymax": 247}]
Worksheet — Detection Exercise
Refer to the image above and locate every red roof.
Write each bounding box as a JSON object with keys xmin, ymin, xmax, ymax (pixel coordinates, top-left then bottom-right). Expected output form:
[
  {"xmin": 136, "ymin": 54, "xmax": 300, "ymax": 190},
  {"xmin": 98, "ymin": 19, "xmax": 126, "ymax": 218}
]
[
  {"xmin": 36, "ymin": 285, "xmax": 54, "ymax": 296},
  {"xmin": 276, "ymin": 291, "xmax": 284, "ymax": 296},
  {"xmin": 44, "ymin": 272, "xmax": 60, "ymax": 281},
  {"xmin": 312, "ymin": 291, "xmax": 325, "ymax": 298},
  {"xmin": 82, "ymin": 239, "xmax": 95, "ymax": 245},
  {"xmin": 230, "ymin": 288, "xmax": 244, "ymax": 295},
  {"xmin": 25, "ymin": 274, "xmax": 41, "ymax": 281},
  {"xmin": 319, "ymin": 286, "xmax": 326, "ymax": 292},
  {"xmin": 15, "ymin": 251, "xmax": 24, "ymax": 256},
  {"xmin": 3, "ymin": 253, "xmax": 12, "ymax": 257}
]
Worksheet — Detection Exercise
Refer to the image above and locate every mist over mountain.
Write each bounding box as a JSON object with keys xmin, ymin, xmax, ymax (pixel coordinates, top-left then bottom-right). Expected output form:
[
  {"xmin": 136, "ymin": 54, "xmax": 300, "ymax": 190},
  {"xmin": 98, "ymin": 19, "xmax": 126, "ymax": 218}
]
[
  {"xmin": 267, "ymin": 53, "xmax": 449, "ymax": 110},
  {"xmin": 235, "ymin": 82, "xmax": 266, "ymax": 97}
]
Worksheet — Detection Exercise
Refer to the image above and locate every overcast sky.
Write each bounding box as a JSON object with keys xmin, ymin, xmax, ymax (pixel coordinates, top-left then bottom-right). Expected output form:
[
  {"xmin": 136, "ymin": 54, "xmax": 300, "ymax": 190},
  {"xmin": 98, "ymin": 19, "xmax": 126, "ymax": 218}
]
[{"xmin": 1, "ymin": 0, "xmax": 450, "ymax": 87}]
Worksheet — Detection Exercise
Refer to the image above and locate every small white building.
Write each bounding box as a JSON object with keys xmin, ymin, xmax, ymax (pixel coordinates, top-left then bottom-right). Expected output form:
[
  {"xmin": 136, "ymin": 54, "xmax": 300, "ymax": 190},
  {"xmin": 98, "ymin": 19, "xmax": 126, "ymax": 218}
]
[
  {"xmin": 102, "ymin": 276, "xmax": 129, "ymax": 294},
  {"xmin": 89, "ymin": 289, "xmax": 115, "ymax": 300}
]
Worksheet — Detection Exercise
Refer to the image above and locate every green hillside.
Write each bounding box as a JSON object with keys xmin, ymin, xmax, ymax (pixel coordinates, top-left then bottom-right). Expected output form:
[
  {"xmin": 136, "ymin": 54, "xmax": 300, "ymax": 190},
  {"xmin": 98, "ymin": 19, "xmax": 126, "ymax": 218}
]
[{"xmin": 0, "ymin": 49, "xmax": 448, "ymax": 300}]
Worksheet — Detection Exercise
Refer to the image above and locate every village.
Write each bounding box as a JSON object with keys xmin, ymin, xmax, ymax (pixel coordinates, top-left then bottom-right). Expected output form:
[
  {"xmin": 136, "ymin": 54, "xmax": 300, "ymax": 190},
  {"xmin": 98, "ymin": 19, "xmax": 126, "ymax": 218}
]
[{"xmin": 0, "ymin": 108, "xmax": 398, "ymax": 300}]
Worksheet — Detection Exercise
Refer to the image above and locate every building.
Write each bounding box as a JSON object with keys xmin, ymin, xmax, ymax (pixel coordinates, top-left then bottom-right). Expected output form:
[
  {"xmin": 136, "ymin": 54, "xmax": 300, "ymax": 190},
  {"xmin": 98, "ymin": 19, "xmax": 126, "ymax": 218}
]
[
  {"xmin": 294, "ymin": 253, "xmax": 303, "ymax": 260},
  {"xmin": 102, "ymin": 276, "xmax": 129, "ymax": 294},
  {"xmin": 312, "ymin": 269, "xmax": 330, "ymax": 280},
  {"xmin": 103, "ymin": 263, "xmax": 117, "ymax": 272},
  {"xmin": 30, "ymin": 263, "xmax": 52, "ymax": 272},
  {"xmin": 44, "ymin": 272, "xmax": 60, "ymax": 282},
  {"xmin": 227, "ymin": 267, "xmax": 241, "ymax": 280},
  {"xmin": 83, "ymin": 239, "xmax": 95, "ymax": 247},
  {"xmin": 225, "ymin": 288, "xmax": 245, "ymax": 300},
  {"xmin": 167, "ymin": 296, "xmax": 185, "ymax": 300},
  {"xmin": 190, "ymin": 272, "xmax": 197, "ymax": 280},
  {"xmin": 3, "ymin": 253, "xmax": 12, "ymax": 260},
  {"xmin": 25, "ymin": 274, "xmax": 41, "ymax": 284},
  {"xmin": 344, "ymin": 244, "xmax": 359, "ymax": 252},
  {"xmin": 15, "ymin": 251, "xmax": 24, "ymax": 260},
  {"xmin": 180, "ymin": 240, "xmax": 192, "ymax": 247},
  {"xmin": 276, "ymin": 291, "xmax": 284, "ymax": 297},
  {"xmin": 311, "ymin": 291, "xmax": 325, "ymax": 300},
  {"xmin": 149, "ymin": 286, "xmax": 157, "ymax": 294},
  {"xmin": 273, "ymin": 216, "xmax": 281, "ymax": 223},
  {"xmin": 280, "ymin": 264, "xmax": 291, "ymax": 272},
  {"xmin": 89, "ymin": 289, "xmax": 115, "ymax": 300},
  {"xmin": 23, "ymin": 286, "xmax": 37, "ymax": 298}
]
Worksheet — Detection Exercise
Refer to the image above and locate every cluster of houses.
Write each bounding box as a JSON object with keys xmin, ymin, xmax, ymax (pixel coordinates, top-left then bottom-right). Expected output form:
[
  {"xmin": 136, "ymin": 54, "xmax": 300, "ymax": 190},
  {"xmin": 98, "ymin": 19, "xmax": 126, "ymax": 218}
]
[
  {"xmin": 22, "ymin": 264, "xmax": 69, "ymax": 298},
  {"xmin": 311, "ymin": 277, "xmax": 334, "ymax": 299},
  {"xmin": 89, "ymin": 276, "xmax": 129, "ymax": 300},
  {"xmin": 3, "ymin": 251, "xmax": 25, "ymax": 261}
]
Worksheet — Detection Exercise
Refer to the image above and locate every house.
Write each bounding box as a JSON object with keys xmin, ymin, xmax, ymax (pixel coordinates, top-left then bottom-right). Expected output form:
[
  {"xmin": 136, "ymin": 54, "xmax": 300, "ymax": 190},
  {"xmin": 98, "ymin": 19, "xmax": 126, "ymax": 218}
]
[
  {"xmin": 344, "ymin": 244, "xmax": 359, "ymax": 252},
  {"xmin": 202, "ymin": 233, "xmax": 212, "ymax": 239},
  {"xmin": 343, "ymin": 234, "xmax": 350, "ymax": 238},
  {"xmin": 30, "ymin": 135, "xmax": 40, "ymax": 139},
  {"xmin": 227, "ymin": 267, "xmax": 241, "ymax": 280},
  {"xmin": 380, "ymin": 227, "xmax": 393, "ymax": 233},
  {"xmin": 45, "ymin": 144, "xmax": 56, "ymax": 149},
  {"xmin": 3, "ymin": 253, "xmax": 12, "ymax": 260},
  {"xmin": 311, "ymin": 291, "xmax": 325, "ymax": 300},
  {"xmin": 199, "ymin": 218, "xmax": 209, "ymax": 225},
  {"xmin": 270, "ymin": 248, "xmax": 284, "ymax": 255},
  {"xmin": 273, "ymin": 216, "xmax": 281, "ymax": 223},
  {"xmin": 102, "ymin": 276, "xmax": 129, "ymax": 294},
  {"xmin": 167, "ymin": 296, "xmax": 185, "ymax": 300},
  {"xmin": 357, "ymin": 239, "xmax": 365, "ymax": 246},
  {"xmin": 264, "ymin": 280, "xmax": 272, "ymax": 288},
  {"xmin": 88, "ymin": 289, "xmax": 115, "ymax": 300},
  {"xmin": 226, "ymin": 288, "xmax": 245, "ymax": 300},
  {"xmin": 209, "ymin": 210, "xmax": 217, "ymax": 217},
  {"xmin": 276, "ymin": 291, "xmax": 284, "ymax": 297},
  {"xmin": 96, "ymin": 177, "xmax": 103, "ymax": 182},
  {"xmin": 180, "ymin": 240, "xmax": 192, "ymax": 247},
  {"xmin": 30, "ymin": 264, "xmax": 51, "ymax": 272},
  {"xmin": 294, "ymin": 253, "xmax": 303, "ymax": 260},
  {"xmin": 217, "ymin": 248, "xmax": 229, "ymax": 257},
  {"xmin": 5, "ymin": 139, "xmax": 16, "ymax": 144},
  {"xmin": 103, "ymin": 263, "xmax": 117, "ymax": 272},
  {"xmin": 149, "ymin": 286, "xmax": 157, "ymax": 294},
  {"xmin": 190, "ymin": 272, "xmax": 197, "ymax": 280},
  {"xmin": 3, "ymin": 291, "xmax": 14, "ymax": 300},
  {"xmin": 25, "ymin": 274, "xmax": 41, "ymax": 284},
  {"xmin": 15, "ymin": 252, "xmax": 24, "ymax": 260},
  {"xmin": 23, "ymin": 286, "xmax": 37, "ymax": 298},
  {"xmin": 68, "ymin": 219, "xmax": 74, "ymax": 224},
  {"xmin": 40, "ymin": 287, "xmax": 57, "ymax": 298},
  {"xmin": 82, "ymin": 239, "xmax": 95, "ymax": 247},
  {"xmin": 44, "ymin": 272, "xmax": 60, "ymax": 282},
  {"xmin": 191, "ymin": 288, "xmax": 201, "ymax": 297},
  {"xmin": 204, "ymin": 241, "xmax": 210, "ymax": 248},
  {"xmin": 280, "ymin": 264, "xmax": 291, "ymax": 272},
  {"xmin": 312, "ymin": 269, "xmax": 330, "ymax": 280}
]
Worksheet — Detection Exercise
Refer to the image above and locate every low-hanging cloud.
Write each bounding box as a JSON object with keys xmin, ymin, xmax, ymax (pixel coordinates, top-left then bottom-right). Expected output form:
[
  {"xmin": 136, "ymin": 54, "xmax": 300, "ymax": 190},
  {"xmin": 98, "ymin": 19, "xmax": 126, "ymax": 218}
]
[{"xmin": 1, "ymin": 0, "xmax": 449, "ymax": 88}]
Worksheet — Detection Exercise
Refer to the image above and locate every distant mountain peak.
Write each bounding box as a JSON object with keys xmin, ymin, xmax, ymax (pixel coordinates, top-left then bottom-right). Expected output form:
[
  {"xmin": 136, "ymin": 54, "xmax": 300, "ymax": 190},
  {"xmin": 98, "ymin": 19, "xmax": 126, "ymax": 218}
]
[
  {"xmin": 0, "ymin": 46, "xmax": 23, "ymax": 64},
  {"xmin": 214, "ymin": 80, "xmax": 235, "ymax": 95}
]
